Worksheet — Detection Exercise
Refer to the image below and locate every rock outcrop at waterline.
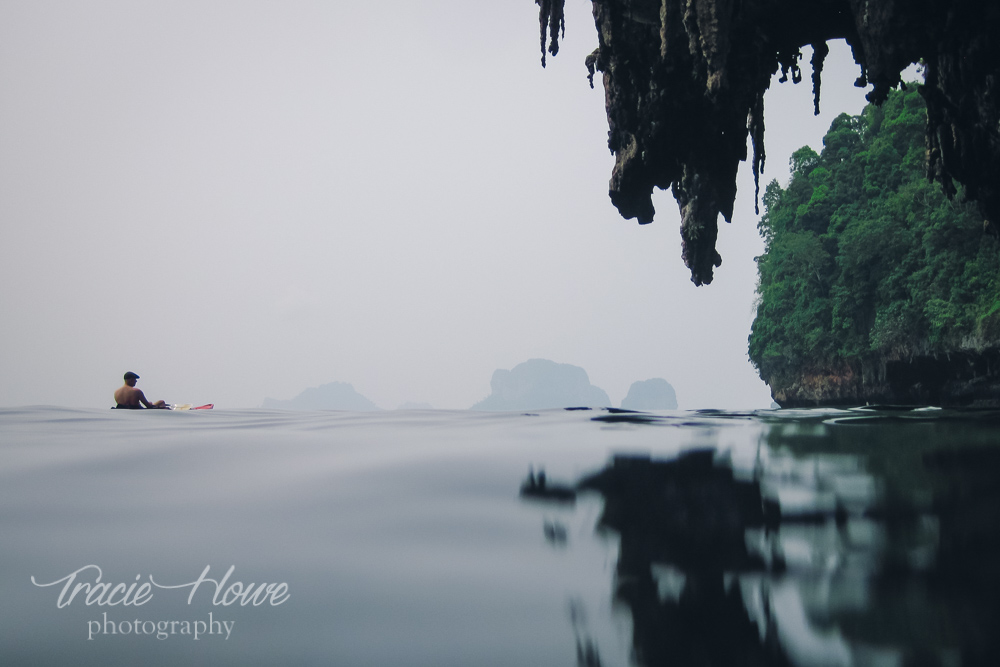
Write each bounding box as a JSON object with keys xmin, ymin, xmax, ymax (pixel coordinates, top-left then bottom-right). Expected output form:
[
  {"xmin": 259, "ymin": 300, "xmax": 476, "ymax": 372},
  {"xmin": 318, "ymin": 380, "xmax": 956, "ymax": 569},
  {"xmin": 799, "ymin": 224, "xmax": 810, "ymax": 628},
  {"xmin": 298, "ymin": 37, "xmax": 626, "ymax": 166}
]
[
  {"xmin": 538, "ymin": 0, "xmax": 1000, "ymax": 285},
  {"xmin": 770, "ymin": 350, "xmax": 1000, "ymax": 408}
]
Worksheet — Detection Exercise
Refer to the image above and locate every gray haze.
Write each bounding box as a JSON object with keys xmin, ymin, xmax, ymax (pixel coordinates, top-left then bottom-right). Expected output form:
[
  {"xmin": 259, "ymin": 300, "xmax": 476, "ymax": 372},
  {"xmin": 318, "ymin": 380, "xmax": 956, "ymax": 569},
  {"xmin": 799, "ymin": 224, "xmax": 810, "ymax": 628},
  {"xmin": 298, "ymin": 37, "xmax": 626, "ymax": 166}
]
[
  {"xmin": 471, "ymin": 358, "xmax": 610, "ymax": 411},
  {"xmin": 1, "ymin": 2, "xmax": 882, "ymax": 410},
  {"xmin": 621, "ymin": 378, "xmax": 678, "ymax": 411},
  {"xmin": 262, "ymin": 381, "xmax": 379, "ymax": 411}
]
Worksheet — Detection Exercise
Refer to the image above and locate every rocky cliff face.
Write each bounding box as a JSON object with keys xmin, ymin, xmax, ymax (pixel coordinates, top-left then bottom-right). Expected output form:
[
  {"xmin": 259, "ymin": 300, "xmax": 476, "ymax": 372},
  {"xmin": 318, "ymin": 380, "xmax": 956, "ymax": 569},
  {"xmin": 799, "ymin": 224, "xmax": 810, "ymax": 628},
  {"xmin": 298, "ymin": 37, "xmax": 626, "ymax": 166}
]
[
  {"xmin": 539, "ymin": 0, "xmax": 1000, "ymax": 285},
  {"xmin": 769, "ymin": 349, "xmax": 1000, "ymax": 407}
]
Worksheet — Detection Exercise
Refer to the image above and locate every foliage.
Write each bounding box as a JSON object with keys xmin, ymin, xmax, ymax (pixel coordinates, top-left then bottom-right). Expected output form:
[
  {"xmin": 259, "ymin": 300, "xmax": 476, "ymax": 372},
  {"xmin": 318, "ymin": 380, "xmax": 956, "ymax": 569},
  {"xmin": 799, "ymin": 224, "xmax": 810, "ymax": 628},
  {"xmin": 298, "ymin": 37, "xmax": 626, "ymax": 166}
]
[{"xmin": 749, "ymin": 86, "xmax": 1000, "ymax": 383}]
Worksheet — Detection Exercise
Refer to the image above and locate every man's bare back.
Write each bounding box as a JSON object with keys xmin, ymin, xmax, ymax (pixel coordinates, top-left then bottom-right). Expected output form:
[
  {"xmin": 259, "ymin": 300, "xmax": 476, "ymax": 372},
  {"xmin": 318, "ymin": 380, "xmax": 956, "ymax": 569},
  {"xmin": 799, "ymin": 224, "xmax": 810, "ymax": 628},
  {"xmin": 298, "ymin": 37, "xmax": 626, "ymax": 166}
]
[{"xmin": 114, "ymin": 372, "xmax": 166, "ymax": 409}]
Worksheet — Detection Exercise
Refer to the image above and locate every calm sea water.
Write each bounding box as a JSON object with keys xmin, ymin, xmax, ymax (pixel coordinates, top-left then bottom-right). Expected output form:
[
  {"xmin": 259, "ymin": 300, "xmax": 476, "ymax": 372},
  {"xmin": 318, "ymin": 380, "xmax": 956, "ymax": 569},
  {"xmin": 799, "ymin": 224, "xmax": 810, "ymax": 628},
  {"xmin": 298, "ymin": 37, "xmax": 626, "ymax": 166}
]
[{"xmin": 2, "ymin": 406, "xmax": 998, "ymax": 666}]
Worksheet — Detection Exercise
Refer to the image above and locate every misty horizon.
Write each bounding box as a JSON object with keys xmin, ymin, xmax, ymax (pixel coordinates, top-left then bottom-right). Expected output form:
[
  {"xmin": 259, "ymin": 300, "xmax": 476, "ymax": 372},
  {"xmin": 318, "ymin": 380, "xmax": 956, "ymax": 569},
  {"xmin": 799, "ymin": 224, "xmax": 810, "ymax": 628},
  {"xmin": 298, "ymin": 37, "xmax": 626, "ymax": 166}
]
[
  {"xmin": 257, "ymin": 358, "xmax": 678, "ymax": 412},
  {"xmin": 2, "ymin": 2, "xmax": 881, "ymax": 411}
]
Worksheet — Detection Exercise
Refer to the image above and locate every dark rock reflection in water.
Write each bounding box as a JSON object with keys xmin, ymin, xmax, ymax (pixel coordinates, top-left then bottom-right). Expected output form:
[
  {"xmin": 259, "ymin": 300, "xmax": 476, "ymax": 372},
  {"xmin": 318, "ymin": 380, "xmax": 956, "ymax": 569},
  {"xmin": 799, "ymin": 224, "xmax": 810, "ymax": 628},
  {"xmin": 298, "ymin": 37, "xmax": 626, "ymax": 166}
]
[
  {"xmin": 537, "ymin": 408, "xmax": 1000, "ymax": 667},
  {"xmin": 580, "ymin": 451, "xmax": 790, "ymax": 667}
]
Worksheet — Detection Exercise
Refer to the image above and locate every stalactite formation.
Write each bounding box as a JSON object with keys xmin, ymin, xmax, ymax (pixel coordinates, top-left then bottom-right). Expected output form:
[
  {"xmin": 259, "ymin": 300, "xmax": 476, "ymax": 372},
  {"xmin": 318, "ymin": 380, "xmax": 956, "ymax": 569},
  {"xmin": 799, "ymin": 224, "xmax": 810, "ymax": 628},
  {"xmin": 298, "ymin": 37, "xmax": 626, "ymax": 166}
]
[
  {"xmin": 536, "ymin": 0, "xmax": 565, "ymax": 67},
  {"xmin": 539, "ymin": 0, "xmax": 1000, "ymax": 285},
  {"xmin": 809, "ymin": 41, "xmax": 829, "ymax": 115}
]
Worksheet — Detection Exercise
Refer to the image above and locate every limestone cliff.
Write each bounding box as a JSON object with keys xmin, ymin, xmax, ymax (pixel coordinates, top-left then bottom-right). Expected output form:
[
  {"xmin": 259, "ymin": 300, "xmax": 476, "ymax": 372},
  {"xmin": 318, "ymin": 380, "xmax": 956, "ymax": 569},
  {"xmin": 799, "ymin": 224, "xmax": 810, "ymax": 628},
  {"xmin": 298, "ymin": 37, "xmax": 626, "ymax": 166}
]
[
  {"xmin": 747, "ymin": 84, "xmax": 1000, "ymax": 408},
  {"xmin": 538, "ymin": 0, "xmax": 1000, "ymax": 285},
  {"xmin": 769, "ymin": 352, "xmax": 1000, "ymax": 408}
]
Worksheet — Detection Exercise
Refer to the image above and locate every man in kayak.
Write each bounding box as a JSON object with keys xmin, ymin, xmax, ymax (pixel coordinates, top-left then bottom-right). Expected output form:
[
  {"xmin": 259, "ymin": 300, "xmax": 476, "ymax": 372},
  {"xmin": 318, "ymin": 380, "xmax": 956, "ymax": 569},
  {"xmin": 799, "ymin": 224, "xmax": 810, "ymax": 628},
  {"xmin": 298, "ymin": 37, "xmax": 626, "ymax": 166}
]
[{"xmin": 114, "ymin": 372, "xmax": 167, "ymax": 409}]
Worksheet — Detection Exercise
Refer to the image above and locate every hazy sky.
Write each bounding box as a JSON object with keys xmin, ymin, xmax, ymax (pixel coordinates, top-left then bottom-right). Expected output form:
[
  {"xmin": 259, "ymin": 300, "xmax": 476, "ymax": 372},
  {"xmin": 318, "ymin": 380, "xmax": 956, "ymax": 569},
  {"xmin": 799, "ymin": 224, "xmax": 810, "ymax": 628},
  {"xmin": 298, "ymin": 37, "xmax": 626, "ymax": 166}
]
[{"xmin": 0, "ymin": 1, "xmax": 879, "ymax": 410}]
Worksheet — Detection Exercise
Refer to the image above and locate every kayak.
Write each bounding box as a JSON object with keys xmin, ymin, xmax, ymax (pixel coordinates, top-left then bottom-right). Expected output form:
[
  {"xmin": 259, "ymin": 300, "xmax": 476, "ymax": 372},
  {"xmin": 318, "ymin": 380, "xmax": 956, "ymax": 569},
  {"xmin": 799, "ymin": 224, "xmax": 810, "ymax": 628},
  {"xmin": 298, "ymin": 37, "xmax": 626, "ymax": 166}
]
[{"xmin": 111, "ymin": 404, "xmax": 214, "ymax": 410}]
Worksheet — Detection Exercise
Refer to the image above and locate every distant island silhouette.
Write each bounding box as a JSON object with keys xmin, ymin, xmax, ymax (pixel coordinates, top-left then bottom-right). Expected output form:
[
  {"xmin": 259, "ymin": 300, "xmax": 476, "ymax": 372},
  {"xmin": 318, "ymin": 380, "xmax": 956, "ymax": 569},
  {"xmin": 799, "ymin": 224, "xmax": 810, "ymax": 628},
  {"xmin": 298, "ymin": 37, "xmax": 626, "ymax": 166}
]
[
  {"xmin": 265, "ymin": 367, "xmax": 678, "ymax": 412},
  {"xmin": 620, "ymin": 378, "xmax": 678, "ymax": 410},
  {"xmin": 262, "ymin": 382, "xmax": 381, "ymax": 411},
  {"xmin": 471, "ymin": 359, "xmax": 611, "ymax": 411}
]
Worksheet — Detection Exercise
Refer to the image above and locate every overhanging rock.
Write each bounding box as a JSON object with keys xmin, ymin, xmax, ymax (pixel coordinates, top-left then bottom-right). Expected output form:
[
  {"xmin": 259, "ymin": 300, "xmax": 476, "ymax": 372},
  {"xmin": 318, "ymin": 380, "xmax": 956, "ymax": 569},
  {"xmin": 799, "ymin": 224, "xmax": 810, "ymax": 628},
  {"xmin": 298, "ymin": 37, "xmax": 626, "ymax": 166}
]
[{"xmin": 538, "ymin": 0, "xmax": 1000, "ymax": 285}]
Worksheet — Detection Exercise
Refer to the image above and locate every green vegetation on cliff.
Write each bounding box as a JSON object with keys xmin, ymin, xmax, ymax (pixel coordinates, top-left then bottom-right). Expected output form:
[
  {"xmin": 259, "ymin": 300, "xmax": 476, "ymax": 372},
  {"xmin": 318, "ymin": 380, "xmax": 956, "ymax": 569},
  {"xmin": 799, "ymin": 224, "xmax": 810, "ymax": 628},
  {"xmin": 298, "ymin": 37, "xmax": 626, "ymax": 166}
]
[{"xmin": 749, "ymin": 86, "xmax": 1000, "ymax": 390}]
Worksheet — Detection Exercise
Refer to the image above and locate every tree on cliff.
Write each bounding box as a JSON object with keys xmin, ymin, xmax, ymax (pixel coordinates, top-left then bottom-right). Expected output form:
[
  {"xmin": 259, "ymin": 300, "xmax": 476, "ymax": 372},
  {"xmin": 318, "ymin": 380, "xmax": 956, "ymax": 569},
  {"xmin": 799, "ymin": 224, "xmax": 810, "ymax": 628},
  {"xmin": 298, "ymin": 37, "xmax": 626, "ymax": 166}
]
[{"xmin": 749, "ymin": 86, "xmax": 1000, "ymax": 399}]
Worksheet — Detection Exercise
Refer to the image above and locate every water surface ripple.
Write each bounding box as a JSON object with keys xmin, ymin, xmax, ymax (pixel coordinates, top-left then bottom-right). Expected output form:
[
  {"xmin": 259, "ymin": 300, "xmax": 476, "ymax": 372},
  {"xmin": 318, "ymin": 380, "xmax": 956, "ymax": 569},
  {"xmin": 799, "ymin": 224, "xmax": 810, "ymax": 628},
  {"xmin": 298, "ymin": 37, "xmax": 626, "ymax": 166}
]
[{"xmin": 2, "ymin": 406, "xmax": 997, "ymax": 666}]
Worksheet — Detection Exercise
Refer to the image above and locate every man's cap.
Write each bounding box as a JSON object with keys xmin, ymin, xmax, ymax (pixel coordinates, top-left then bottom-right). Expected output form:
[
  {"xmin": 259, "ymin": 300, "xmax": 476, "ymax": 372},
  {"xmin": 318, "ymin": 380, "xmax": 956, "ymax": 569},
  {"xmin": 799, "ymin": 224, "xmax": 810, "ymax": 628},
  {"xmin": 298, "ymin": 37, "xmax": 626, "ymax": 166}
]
[{"xmin": 124, "ymin": 371, "xmax": 140, "ymax": 380}]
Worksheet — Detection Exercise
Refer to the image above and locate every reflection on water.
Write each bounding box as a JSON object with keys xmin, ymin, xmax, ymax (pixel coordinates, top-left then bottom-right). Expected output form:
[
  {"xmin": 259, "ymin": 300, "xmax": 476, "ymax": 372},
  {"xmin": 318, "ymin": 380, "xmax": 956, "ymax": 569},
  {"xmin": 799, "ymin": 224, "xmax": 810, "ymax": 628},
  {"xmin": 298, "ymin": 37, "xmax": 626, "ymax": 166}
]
[
  {"xmin": 530, "ymin": 408, "xmax": 1000, "ymax": 667},
  {"xmin": 2, "ymin": 406, "xmax": 999, "ymax": 666}
]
